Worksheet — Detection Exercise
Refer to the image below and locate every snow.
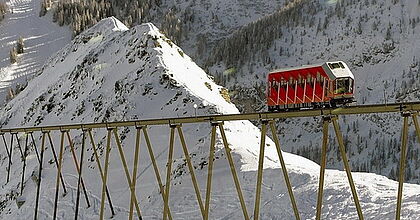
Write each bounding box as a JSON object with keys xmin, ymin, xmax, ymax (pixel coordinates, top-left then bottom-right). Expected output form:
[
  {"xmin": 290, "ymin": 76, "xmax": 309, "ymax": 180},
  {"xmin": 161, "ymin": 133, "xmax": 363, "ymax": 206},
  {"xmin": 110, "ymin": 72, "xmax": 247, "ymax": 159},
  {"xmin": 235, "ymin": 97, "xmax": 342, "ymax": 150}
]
[
  {"xmin": 206, "ymin": 0, "xmax": 420, "ymax": 185},
  {"xmin": 0, "ymin": 0, "xmax": 71, "ymax": 102},
  {"xmin": 158, "ymin": 0, "xmax": 288, "ymax": 59},
  {"xmin": 0, "ymin": 14, "xmax": 418, "ymax": 219}
]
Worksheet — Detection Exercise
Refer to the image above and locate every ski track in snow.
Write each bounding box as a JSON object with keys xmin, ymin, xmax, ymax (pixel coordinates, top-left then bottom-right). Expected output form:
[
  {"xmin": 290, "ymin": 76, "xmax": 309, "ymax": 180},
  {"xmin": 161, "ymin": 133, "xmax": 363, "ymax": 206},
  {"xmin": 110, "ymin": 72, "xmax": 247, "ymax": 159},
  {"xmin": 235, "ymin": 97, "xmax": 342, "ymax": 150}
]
[{"xmin": 0, "ymin": 0, "xmax": 71, "ymax": 102}]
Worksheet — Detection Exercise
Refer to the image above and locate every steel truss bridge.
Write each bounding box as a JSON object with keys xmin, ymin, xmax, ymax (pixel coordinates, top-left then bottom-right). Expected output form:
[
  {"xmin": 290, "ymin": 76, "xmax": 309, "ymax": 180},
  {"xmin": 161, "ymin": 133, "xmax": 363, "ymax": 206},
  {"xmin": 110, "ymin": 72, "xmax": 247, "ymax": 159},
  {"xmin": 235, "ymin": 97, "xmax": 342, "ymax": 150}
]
[{"xmin": 1, "ymin": 101, "xmax": 420, "ymax": 220}]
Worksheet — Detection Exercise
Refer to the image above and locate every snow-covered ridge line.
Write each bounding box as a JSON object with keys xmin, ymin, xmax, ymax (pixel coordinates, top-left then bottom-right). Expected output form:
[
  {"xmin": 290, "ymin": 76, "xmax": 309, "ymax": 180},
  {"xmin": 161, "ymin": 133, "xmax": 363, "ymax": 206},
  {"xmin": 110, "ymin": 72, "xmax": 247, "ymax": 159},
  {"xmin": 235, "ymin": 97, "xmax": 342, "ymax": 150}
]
[{"xmin": 0, "ymin": 15, "xmax": 419, "ymax": 219}]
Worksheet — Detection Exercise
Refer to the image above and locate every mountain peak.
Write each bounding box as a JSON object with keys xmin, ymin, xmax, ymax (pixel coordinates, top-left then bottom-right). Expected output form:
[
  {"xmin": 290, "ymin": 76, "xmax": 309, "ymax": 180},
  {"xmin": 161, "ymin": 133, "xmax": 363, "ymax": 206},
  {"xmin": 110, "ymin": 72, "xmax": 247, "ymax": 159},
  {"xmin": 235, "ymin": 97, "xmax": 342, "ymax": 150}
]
[
  {"xmin": 83, "ymin": 16, "xmax": 129, "ymax": 37},
  {"xmin": 1, "ymin": 17, "xmax": 237, "ymax": 127}
]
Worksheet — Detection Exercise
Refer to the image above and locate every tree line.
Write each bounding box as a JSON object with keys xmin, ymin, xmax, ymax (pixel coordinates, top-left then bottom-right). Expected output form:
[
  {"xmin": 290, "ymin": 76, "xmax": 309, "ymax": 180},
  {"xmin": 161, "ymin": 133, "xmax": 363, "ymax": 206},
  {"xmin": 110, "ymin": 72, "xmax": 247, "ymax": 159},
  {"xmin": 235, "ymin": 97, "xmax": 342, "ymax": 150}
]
[
  {"xmin": 206, "ymin": 0, "xmax": 317, "ymax": 71},
  {"xmin": 39, "ymin": 0, "xmax": 185, "ymax": 41},
  {"xmin": 0, "ymin": 1, "xmax": 7, "ymax": 22}
]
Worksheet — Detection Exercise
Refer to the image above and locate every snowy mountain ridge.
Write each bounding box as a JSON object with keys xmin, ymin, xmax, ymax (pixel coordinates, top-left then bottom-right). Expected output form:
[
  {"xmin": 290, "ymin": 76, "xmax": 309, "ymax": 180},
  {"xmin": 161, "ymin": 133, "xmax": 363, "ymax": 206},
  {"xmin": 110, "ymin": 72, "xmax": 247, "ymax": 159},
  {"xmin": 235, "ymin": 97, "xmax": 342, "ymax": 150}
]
[{"xmin": 0, "ymin": 16, "xmax": 419, "ymax": 219}]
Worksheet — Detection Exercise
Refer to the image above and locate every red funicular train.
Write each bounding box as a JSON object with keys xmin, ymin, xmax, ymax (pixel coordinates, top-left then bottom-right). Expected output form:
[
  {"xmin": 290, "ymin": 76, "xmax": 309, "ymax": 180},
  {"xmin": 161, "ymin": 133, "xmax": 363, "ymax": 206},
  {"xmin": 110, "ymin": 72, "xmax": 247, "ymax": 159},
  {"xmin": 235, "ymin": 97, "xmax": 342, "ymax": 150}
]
[{"xmin": 267, "ymin": 61, "xmax": 355, "ymax": 111}]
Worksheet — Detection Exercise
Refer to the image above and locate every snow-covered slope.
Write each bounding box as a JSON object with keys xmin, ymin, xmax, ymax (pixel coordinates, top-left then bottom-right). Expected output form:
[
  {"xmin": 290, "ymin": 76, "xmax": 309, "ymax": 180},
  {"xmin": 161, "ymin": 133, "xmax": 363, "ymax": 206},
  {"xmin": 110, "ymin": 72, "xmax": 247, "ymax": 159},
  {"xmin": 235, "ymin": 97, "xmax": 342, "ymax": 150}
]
[
  {"xmin": 0, "ymin": 0, "xmax": 71, "ymax": 102},
  {"xmin": 158, "ymin": 0, "xmax": 288, "ymax": 60},
  {"xmin": 207, "ymin": 0, "xmax": 420, "ymax": 183},
  {"xmin": 0, "ymin": 17, "xmax": 420, "ymax": 219}
]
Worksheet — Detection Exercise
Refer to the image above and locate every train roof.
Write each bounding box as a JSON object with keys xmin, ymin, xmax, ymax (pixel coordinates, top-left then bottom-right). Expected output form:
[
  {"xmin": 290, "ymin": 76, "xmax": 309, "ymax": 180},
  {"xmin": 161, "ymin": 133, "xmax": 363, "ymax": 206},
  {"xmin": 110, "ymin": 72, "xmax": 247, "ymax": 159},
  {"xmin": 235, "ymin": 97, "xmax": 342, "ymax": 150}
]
[
  {"xmin": 269, "ymin": 61, "xmax": 354, "ymax": 80},
  {"xmin": 269, "ymin": 63, "xmax": 325, "ymax": 74}
]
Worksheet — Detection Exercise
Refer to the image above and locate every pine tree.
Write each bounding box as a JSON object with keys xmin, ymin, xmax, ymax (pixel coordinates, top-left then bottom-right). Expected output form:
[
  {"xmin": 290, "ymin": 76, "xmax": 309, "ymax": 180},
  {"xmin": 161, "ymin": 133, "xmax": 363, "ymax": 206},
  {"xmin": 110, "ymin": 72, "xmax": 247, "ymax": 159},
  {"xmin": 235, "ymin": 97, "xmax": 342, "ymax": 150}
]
[
  {"xmin": 9, "ymin": 47, "xmax": 17, "ymax": 64},
  {"xmin": 0, "ymin": 2, "xmax": 7, "ymax": 22},
  {"xmin": 385, "ymin": 23, "xmax": 392, "ymax": 40},
  {"xmin": 356, "ymin": 20, "xmax": 362, "ymax": 35},
  {"xmin": 5, "ymin": 87, "xmax": 14, "ymax": 101},
  {"xmin": 39, "ymin": 0, "xmax": 47, "ymax": 17},
  {"xmin": 16, "ymin": 37, "xmax": 24, "ymax": 54}
]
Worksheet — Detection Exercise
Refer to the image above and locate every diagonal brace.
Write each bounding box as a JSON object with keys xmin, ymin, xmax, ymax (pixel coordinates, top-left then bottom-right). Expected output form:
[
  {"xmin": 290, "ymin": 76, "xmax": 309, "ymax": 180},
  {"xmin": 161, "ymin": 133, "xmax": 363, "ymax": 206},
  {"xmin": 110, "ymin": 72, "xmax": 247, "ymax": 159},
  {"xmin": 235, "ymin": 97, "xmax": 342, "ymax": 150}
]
[
  {"xmin": 65, "ymin": 131, "xmax": 91, "ymax": 208},
  {"xmin": 176, "ymin": 125, "xmax": 205, "ymax": 218},
  {"xmin": 87, "ymin": 129, "xmax": 115, "ymax": 217},
  {"xmin": 396, "ymin": 114, "xmax": 410, "ymax": 220},
  {"xmin": 332, "ymin": 117, "xmax": 364, "ymax": 220},
  {"xmin": 142, "ymin": 127, "xmax": 173, "ymax": 220},
  {"xmin": 112, "ymin": 129, "xmax": 143, "ymax": 219},
  {"xmin": 269, "ymin": 120, "xmax": 301, "ymax": 220},
  {"xmin": 316, "ymin": 117, "xmax": 330, "ymax": 220}
]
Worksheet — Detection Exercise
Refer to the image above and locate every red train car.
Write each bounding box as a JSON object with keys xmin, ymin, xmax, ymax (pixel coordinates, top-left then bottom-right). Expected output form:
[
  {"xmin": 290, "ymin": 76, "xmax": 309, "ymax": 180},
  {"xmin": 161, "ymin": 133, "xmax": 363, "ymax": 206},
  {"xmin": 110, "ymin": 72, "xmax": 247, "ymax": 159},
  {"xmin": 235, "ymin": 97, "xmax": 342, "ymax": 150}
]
[{"xmin": 267, "ymin": 61, "xmax": 355, "ymax": 111}]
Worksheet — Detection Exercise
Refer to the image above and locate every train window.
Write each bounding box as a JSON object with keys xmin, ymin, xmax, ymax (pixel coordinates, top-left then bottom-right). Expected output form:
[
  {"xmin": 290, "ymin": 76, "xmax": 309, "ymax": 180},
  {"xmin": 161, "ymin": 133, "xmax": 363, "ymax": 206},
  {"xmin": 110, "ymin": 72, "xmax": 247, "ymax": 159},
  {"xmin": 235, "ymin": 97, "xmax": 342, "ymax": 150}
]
[
  {"xmin": 272, "ymin": 80, "xmax": 279, "ymax": 91},
  {"xmin": 334, "ymin": 77, "xmax": 353, "ymax": 94},
  {"xmin": 329, "ymin": 63, "xmax": 342, "ymax": 69}
]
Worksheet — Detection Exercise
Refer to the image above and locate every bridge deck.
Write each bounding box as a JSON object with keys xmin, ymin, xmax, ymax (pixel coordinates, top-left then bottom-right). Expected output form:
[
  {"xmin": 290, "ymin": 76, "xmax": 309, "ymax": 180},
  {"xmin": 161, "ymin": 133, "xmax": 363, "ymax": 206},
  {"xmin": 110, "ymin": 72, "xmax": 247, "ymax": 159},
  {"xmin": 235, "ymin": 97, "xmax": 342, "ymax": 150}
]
[
  {"xmin": 0, "ymin": 101, "xmax": 419, "ymax": 219},
  {"xmin": 2, "ymin": 101, "xmax": 420, "ymax": 132}
]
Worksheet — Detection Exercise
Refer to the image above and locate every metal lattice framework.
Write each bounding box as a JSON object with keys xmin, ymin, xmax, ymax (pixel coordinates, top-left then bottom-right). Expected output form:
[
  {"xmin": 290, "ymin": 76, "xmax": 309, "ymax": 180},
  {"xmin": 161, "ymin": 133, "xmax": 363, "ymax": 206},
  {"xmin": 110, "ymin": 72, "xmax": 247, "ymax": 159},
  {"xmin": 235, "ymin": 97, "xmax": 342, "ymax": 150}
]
[{"xmin": 1, "ymin": 102, "xmax": 420, "ymax": 220}]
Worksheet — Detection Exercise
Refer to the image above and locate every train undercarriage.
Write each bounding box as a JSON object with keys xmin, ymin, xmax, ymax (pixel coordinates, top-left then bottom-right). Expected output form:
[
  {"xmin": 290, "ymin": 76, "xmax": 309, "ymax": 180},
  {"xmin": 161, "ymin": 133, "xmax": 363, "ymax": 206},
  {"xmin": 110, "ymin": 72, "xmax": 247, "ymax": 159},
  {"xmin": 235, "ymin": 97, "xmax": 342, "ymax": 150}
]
[{"xmin": 267, "ymin": 98, "xmax": 355, "ymax": 112}]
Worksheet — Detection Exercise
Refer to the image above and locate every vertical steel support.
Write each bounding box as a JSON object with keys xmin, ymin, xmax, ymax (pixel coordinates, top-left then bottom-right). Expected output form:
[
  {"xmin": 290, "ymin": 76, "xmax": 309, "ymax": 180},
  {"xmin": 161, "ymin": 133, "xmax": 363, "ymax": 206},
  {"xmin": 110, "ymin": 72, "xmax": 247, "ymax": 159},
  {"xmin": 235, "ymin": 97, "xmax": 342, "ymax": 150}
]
[
  {"xmin": 14, "ymin": 133, "xmax": 24, "ymax": 160},
  {"xmin": 316, "ymin": 117, "xmax": 330, "ymax": 220},
  {"xmin": 87, "ymin": 129, "xmax": 115, "ymax": 217},
  {"xmin": 30, "ymin": 132, "xmax": 41, "ymax": 163},
  {"xmin": 177, "ymin": 125, "xmax": 205, "ymax": 218},
  {"xmin": 112, "ymin": 129, "xmax": 142, "ymax": 219},
  {"xmin": 14, "ymin": 133, "xmax": 25, "ymax": 193},
  {"xmin": 1, "ymin": 133, "xmax": 11, "ymax": 160},
  {"xmin": 34, "ymin": 132, "xmax": 46, "ymax": 220},
  {"xmin": 7, "ymin": 133, "xmax": 13, "ymax": 183},
  {"xmin": 269, "ymin": 121, "xmax": 300, "ymax": 220},
  {"xmin": 276, "ymin": 79, "xmax": 281, "ymax": 105},
  {"xmin": 142, "ymin": 127, "xmax": 173, "ymax": 220},
  {"xmin": 20, "ymin": 134, "xmax": 29, "ymax": 195},
  {"xmin": 163, "ymin": 126, "xmax": 175, "ymax": 220},
  {"xmin": 65, "ymin": 131, "xmax": 90, "ymax": 207},
  {"xmin": 396, "ymin": 114, "xmax": 409, "ymax": 220},
  {"xmin": 218, "ymin": 123, "xmax": 250, "ymax": 220},
  {"xmin": 332, "ymin": 117, "xmax": 364, "ymax": 220},
  {"xmin": 254, "ymin": 121, "xmax": 267, "ymax": 220},
  {"xmin": 47, "ymin": 132, "xmax": 67, "ymax": 194},
  {"xmin": 129, "ymin": 127, "xmax": 142, "ymax": 220},
  {"xmin": 75, "ymin": 130, "xmax": 87, "ymax": 220},
  {"xmin": 286, "ymin": 81, "xmax": 290, "ymax": 104},
  {"xmin": 321, "ymin": 79, "xmax": 326, "ymax": 101},
  {"xmin": 204, "ymin": 124, "xmax": 217, "ymax": 220},
  {"xmin": 100, "ymin": 129, "xmax": 112, "ymax": 220},
  {"xmin": 312, "ymin": 79, "xmax": 316, "ymax": 102},
  {"xmin": 53, "ymin": 131, "xmax": 66, "ymax": 220},
  {"xmin": 412, "ymin": 113, "xmax": 420, "ymax": 145}
]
